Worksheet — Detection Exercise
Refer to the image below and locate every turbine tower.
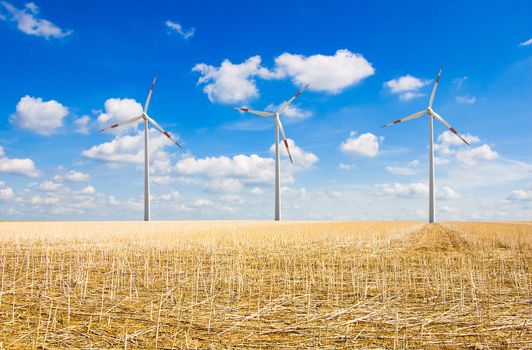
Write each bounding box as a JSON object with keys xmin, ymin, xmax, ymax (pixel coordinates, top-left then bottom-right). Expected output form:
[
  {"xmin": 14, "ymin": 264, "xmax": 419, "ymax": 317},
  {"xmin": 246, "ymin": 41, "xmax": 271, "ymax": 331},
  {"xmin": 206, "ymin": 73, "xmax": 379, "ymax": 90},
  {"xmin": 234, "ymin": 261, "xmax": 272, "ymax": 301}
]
[
  {"xmin": 230, "ymin": 84, "xmax": 310, "ymax": 221},
  {"xmin": 380, "ymin": 66, "xmax": 470, "ymax": 223},
  {"xmin": 100, "ymin": 77, "xmax": 182, "ymax": 221}
]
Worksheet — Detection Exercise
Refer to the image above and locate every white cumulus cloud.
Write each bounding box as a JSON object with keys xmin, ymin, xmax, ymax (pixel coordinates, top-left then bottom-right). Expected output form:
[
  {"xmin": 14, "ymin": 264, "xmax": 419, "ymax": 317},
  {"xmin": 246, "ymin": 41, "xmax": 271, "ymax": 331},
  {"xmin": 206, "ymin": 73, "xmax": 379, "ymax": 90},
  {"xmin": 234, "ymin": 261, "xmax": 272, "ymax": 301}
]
[
  {"xmin": 193, "ymin": 49, "xmax": 374, "ymax": 103},
  {"xmin": 0, "ymin": 181, "xmax": 14, "ymax": 201},
  {"xmin": 174, "ymin": 154, "xmax": 275, "ymax": 185},
  {"xmin": 82, "ymin": 129, "xmax": 177, "ymax": 166},
  {"xmin": 438, "ymin": 186, "xmax": 462, "ymax": 200},
  {"xmin": 384, "ymin": 75, "xmax": 431, "ymax": 100},
  {"xmin": 0, "ymin": 146, "xmax": 41, "ymax": 177},
  {"xmin": 437, "ymin": 130, "xmax": 480, "ymax": 147},
  {"xmin": 74, "ymin": 115, "xmax": 91, "ymax": 134},
  {"xmin": 30, "ymin": 194, "xmax": 59, "ymax": 206},
  {"xmin": 205, "ymin": 178, "xmax": 244, "ymax": 193},
  {"xmin": 434, "ymin": 130, "xmax": 481, "ymax": 161},
  {"xmin": 273, "ymin": 49, "xmax": 375, "ymax": 93},
  {"xmin": 0, "ymin": 1, "xmax": 72, "ymax": 39},
  {"xmin": 77, "ymin": 185, "xmax": 96, "ymax": 195},
  {"xmin": 152, "ymin": 190, "xmax": 181, "ymax": 202},
  {"xmin": 340, "ymin": 132, "xmax": 381, "ymax": 157},
  {"xmin": 54, "ymin": 170, "xmax": 90, "ymax": 183},
  {"xmin": 38, "ymin": 180, "xmax": 66, "ymax": 192},
  {"xmin": 434, "ymin": 131, "xmax": 499, "ymax": 167},
  {"xmin": 175, "ymin": 140, "xmax": 316, "ymax": 186},
  {"xmin": 192, "ymin": 56, "xmax": 278, "ymax": 104},
  {"xmin": 96, "ymin": 98, "xmax": 143, "ymax": 134},
  {"xmin": 376, "ymin": 182, "xmax": 429, "ymax": 197},
  {"xmin": 10, "ymin": 95, "xmax": 69, "ymax": 135},
  {"xmin": 456, "ymin": 144, "xmax": 498, "ymax": 166},
  {"xmin": 269, "ymin": 139, "xmax": 318, "ymax": 170}
]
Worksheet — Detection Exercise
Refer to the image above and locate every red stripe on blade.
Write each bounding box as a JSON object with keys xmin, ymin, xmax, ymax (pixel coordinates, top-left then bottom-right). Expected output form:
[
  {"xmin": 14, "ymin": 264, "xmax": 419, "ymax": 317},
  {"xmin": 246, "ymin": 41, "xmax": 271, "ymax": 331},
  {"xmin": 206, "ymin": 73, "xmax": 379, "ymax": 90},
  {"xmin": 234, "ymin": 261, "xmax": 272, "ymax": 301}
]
[
  {"xmin": 393, "ymin": 119, "xmax": 401, "ymax": 124},
  {"xmin": 111, "ymin": 124, "xmax": 119, "ymax": 128}
]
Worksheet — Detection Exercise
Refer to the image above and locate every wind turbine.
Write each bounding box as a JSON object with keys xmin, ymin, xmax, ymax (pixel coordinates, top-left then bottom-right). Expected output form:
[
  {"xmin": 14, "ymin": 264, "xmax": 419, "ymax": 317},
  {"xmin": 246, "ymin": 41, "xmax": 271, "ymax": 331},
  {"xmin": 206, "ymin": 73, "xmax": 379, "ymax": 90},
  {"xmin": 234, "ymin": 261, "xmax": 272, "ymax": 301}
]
[
  {"xmin": 380, "ymin": 66, "xmax": 470, "ymax": 223},
  {"xmin": 230, "ymin": 84, "xmax": 310, "ymax": 221},
  {"xmin": 100, "ymin": 77, "xmax": 182, "ymax": 221}
]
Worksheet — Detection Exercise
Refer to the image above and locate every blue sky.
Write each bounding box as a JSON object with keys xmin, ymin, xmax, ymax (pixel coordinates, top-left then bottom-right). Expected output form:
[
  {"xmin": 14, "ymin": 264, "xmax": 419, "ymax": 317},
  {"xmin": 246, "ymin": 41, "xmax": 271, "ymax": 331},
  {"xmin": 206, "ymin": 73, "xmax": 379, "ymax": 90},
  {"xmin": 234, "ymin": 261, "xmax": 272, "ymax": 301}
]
[{"xmin": 0, "ymin": 0, "xmax": 531, "ymax": 221}]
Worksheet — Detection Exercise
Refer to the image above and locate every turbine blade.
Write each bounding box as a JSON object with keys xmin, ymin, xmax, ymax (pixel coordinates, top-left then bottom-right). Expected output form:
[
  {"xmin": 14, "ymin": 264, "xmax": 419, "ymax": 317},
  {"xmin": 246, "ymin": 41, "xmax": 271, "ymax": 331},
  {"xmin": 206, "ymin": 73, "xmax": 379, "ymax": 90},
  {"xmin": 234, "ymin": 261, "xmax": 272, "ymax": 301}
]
[
  {"xmin": 430, "ymin": 111, "xmax": 470, "ymax": 146},
  {"xmin": 99, "ymin": 115, "xmax": 143, "ymax": 132},
  {"xmin": 229, "ymin": 106, "xmax": 274, "ymax": 117},
  {"xmin": 144, "ymin": 76, "xmax": 157, "ymax": 114},
  {"xmin": 145, "ymin": 115, "xmax": 183, "ymax": 148},
  {"xmin": 277, "ymin": 83, "xmax": 310, "ymax": 114},
  {"xmin": 428, "ymin": 65, "xmax": 443, "ymax": 108},
  {"xmin": 380, "ymin": 110, "xmax": 426, "ymax": 128},
  {"xmin": 276, "ymin": 117, "xmax": 293, "ymax": 164}
]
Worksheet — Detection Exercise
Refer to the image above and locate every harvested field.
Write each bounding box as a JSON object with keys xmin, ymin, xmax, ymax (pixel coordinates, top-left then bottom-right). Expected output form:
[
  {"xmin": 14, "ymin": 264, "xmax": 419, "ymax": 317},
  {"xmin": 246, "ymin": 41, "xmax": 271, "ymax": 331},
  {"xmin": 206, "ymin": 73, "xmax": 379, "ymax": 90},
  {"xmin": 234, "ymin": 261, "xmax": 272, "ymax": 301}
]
[{"xmin": 0, "ymin": 221, "xmax": 530, "ymax": 348}]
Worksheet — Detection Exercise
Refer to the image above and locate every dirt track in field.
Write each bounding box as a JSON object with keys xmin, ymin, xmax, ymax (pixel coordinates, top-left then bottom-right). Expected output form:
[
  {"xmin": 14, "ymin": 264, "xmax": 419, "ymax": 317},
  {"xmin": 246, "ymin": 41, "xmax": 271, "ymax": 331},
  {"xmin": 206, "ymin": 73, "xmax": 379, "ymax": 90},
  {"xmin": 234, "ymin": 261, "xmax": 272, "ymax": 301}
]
[{"xmin": 409, "ymin": 223, "xmax": 470, "ymax": 251}]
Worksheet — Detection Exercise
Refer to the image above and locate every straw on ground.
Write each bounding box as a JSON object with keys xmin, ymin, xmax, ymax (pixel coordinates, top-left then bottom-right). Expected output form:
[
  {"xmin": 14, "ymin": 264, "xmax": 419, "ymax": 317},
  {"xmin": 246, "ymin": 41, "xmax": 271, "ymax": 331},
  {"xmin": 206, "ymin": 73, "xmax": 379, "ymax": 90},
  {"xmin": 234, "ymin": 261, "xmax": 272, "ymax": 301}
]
[{"xmin": 0, "ymin": 221, "xmax": 530, "ymax": 348}]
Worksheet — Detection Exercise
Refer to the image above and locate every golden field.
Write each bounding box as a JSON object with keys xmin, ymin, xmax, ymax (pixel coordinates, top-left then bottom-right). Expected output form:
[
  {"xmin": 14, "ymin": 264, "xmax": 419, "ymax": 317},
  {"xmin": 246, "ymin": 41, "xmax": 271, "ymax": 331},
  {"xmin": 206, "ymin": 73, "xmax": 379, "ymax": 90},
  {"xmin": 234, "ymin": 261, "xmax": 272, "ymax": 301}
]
[{"xmin": 0, "ymin": 221, "xmax": 530, "ymax": 349}]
